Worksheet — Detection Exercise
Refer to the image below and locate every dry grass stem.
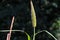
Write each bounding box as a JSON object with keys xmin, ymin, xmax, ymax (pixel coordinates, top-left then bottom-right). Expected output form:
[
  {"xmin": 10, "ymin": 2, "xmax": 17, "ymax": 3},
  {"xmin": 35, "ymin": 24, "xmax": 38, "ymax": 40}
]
[{"xmin": 6, "ymin": 16, "xmax": 15, "ymax": 40}]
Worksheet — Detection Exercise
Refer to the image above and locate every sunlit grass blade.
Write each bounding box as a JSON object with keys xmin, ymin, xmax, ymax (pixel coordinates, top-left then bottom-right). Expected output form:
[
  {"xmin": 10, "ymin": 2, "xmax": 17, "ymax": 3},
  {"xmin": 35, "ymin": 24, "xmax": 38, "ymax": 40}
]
[{"xmin": 25, "ymin": 32, "xmax": 31, "ymax": 40}]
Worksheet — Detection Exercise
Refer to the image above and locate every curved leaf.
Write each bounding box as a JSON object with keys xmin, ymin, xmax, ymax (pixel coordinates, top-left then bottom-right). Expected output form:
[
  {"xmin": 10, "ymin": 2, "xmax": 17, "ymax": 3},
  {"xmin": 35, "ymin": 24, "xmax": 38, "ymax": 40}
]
[{"xmin": 25, "ymin": 32, "xmax": 31, "ymax": 40}]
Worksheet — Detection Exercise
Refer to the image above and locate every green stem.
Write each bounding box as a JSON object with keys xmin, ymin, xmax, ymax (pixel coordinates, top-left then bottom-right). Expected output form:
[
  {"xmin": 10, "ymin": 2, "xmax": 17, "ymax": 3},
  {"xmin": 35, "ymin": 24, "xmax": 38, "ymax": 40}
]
[
  {"xmin": 33, "ymin": 27, "xmax": 35, "ymax": 40},
  {"xmin": 0, "ymin": 30, "xmax": 24, "ymax": 32},
  {"xmin": 25, "ymin": 32, "xmax": 31, "ymax": 40}
]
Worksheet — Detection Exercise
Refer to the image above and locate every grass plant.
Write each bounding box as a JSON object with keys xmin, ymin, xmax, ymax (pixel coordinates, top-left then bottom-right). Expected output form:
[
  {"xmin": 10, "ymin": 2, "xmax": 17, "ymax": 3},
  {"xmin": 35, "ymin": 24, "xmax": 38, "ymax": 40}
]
[{"xmin": 0, "ymin": 0, "xmax": 57, "ymax": 40}]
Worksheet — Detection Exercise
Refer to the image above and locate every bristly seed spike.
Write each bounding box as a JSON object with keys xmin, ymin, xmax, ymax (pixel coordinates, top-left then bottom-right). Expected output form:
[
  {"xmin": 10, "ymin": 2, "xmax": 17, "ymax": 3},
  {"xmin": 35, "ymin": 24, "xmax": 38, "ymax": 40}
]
[{"xmin": 30, "ymin": 0, "xmax": 37, "ymax": 28}]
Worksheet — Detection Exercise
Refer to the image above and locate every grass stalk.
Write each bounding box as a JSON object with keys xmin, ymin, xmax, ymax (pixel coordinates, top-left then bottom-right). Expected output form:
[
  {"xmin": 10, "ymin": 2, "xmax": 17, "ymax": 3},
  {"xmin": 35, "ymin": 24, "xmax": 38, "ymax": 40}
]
[
  {"xmin": 0, "ymin": 30, "xmax": 24, "ymax": 32},
  {"xmin": 33, "ymin": 27, "xmax": 35, "ymax": 40},
  {"xmin": 6, "ymin": 16, "xmax": 15, "ymax": 40}
]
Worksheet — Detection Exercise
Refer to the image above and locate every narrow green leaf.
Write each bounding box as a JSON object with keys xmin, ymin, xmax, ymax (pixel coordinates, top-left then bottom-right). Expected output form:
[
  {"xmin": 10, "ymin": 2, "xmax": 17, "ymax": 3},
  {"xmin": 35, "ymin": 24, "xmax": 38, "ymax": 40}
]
[{"xmin": 25, "ymin": 32, "xmax": 31, "ymax": 40}]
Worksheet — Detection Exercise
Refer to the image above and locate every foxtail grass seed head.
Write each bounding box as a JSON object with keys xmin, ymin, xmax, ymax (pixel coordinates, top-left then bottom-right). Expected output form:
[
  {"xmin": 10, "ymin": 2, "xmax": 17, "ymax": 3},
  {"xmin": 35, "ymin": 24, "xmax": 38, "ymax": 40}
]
[{"xmin": 30, "ymin": 1, "xmax": 36, "ymax": 28}]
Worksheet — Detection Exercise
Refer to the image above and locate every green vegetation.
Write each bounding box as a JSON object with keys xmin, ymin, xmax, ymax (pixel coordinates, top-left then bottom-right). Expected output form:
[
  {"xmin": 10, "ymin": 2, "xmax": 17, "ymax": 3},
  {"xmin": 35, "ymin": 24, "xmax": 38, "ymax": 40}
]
[{"xmin": 0, "ymin": 0, "xmax": 58, "ymax": 40}]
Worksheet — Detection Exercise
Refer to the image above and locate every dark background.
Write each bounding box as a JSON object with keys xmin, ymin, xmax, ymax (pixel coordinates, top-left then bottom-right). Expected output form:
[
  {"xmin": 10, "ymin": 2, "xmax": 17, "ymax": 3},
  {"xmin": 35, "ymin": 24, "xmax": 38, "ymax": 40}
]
[{"xmin": 0, "ymin": 0, "xmax": 60, "ymax": 40}]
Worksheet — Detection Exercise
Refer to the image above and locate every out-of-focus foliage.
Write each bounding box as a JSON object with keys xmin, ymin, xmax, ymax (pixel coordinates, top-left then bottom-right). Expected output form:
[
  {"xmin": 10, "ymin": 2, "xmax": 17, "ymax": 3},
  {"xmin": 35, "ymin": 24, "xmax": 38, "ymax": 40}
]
[
  {"xmin": 52, "ymin": 17, "xmax": 60, "ymax": 29},
  {"xmin": 51, "ymin": 17, "xmax": 60, "ymax": 40}
]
